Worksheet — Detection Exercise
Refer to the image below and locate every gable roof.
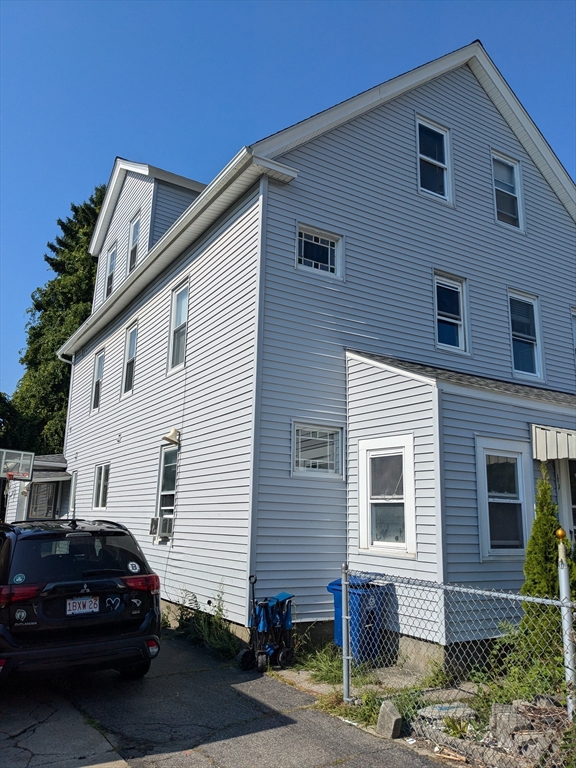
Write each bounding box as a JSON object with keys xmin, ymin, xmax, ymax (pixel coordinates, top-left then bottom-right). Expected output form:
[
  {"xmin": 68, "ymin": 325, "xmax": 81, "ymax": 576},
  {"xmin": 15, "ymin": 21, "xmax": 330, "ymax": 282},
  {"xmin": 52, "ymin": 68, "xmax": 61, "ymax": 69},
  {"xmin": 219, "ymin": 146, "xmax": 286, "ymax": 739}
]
[{"xmin": 251, "ymin": 40, "xmax": 575, "ymax": 221}]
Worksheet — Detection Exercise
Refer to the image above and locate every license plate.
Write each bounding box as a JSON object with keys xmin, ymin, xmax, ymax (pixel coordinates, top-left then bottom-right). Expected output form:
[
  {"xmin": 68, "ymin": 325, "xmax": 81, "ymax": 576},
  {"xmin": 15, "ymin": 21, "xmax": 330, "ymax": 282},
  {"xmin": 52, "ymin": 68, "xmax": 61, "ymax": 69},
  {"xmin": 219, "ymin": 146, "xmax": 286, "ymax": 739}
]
[{"xmin": 66, "ymin": 597, "xmax": 99, "ymax": 615}]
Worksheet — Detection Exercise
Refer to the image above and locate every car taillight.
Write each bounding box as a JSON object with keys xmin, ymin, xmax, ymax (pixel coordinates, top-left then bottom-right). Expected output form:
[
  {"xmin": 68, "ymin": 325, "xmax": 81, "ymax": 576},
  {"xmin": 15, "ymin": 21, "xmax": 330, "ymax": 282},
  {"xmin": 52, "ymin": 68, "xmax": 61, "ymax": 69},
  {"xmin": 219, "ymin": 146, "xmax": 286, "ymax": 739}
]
[
  {"xmin": 0, "ymin": 584, "xmax": 43, "ymax": 607},
  {"xmin": 0, "ymin": 659, "xmax": 6, "ymax": 673},
  {"xmin": 121, "ymin": 573, "xmax": 160, "ymax": 594},
  {"xmin": 147, "ymin": 639, "xmax": 159, "ymax": 657}
]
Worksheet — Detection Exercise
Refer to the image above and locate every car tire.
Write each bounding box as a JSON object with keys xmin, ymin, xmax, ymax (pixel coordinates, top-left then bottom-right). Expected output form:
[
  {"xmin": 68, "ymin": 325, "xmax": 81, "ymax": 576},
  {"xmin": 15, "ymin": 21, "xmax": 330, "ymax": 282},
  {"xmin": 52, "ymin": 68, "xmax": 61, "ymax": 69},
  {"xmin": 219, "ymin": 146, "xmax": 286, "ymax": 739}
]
[{"xmin": 118, "ymin": 659, "xmax": 151, "ymax": 680}]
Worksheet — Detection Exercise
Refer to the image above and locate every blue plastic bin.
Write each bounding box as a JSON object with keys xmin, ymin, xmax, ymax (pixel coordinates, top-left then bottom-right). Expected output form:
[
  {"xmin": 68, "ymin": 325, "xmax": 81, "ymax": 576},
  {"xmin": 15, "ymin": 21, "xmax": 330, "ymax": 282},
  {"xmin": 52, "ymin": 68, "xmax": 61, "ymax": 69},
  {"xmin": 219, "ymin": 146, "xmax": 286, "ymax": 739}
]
[{"xmin": 327, "ymin": 577, "xmax": 388, "ymax": 662}]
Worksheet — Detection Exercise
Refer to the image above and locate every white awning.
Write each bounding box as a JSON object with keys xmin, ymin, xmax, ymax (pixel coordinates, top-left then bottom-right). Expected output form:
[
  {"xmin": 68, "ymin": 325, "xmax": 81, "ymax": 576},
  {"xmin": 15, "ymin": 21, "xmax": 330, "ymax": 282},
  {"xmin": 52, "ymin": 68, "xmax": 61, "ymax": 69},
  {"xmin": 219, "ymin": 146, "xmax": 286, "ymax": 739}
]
[{"xmin": 532, "ymin": 425, "xmax": 576, "ymax": 460}]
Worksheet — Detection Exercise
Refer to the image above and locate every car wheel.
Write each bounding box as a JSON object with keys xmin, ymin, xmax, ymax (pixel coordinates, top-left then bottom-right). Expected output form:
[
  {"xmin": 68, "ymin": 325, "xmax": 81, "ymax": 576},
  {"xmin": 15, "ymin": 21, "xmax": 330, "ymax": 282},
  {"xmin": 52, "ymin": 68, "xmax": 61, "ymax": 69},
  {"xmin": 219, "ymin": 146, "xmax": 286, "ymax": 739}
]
[{"xmin": 119, "ymin": 659, "xmax": 151, "ymax": 680}]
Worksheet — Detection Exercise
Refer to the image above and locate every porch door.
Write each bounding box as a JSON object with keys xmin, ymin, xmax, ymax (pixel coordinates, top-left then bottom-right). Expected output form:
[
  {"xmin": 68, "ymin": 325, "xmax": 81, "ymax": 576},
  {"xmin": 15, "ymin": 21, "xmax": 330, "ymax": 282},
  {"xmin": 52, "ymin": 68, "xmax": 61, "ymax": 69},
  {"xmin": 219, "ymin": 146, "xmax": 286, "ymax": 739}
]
[
  {"xmin": 558, "ymin": 459, "xmax": 576, "ymax": 543},
  {"xmin": 28, "ymin": 483, "xmax": 57, "ymax": 519}
]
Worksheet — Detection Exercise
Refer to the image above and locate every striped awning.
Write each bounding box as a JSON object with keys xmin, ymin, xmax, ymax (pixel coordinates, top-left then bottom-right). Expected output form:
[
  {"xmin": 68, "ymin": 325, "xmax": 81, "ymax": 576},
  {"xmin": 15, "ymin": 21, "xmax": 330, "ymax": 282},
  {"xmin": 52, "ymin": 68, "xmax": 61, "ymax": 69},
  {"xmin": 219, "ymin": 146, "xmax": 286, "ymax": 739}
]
[{"xmin": 532, "ymin": 425, "xmax": 576, "ymax": 460}]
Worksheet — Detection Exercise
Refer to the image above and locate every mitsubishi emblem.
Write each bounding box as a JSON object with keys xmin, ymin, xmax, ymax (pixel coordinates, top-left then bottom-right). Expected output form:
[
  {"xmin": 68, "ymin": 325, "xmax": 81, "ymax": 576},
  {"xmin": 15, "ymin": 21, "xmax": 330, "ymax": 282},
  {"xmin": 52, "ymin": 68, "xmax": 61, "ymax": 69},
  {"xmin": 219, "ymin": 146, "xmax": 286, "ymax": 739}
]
[{"xmin": 80, "ymin": 583, "xmax": 90, "ymax": 593}]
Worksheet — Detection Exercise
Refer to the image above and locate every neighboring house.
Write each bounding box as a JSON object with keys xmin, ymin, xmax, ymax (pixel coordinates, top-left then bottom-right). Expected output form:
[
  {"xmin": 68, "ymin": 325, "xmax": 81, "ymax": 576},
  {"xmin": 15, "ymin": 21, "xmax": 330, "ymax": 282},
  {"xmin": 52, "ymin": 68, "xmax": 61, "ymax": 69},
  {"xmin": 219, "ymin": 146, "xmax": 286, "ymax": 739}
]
[
  {"xmin": 7, "ymin": 42, "xmax": 575, "ymax": 638},
  {"xmin": 5, "ymin": 454, "xmax": 70, "ymax": 521}
]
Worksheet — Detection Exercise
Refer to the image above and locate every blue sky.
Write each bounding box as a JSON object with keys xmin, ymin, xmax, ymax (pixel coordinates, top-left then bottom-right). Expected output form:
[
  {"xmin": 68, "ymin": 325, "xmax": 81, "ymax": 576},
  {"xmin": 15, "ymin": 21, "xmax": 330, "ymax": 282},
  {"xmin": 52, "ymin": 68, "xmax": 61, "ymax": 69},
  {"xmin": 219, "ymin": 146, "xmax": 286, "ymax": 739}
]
[{"xmin": 1, "ymin": 0, "xmax": 574, "ymax": 395}]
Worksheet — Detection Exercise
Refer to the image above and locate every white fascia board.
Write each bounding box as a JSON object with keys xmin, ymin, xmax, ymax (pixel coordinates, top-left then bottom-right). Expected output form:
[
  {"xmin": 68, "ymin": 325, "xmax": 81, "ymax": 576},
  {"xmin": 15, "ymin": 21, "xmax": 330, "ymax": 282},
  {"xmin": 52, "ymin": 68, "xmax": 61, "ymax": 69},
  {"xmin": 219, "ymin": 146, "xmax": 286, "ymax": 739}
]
[
  {"xmin": 345, "ymin": 350, "xmax": 437, "ymax": 387},
  {"xmin": 438, "ymin": 380, "xmax": 576, "ymax": 418},
  {"xmin": 59, "ymin": 150, "xmax": 297, "ymax": 357}
]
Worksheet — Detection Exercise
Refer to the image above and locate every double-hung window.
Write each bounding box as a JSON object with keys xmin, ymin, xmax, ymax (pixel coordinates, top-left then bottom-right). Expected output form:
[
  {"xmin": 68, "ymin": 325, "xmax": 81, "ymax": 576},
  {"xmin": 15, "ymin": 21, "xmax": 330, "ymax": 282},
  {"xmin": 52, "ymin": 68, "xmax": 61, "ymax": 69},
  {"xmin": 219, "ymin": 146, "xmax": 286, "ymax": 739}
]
[
  {"xmin": 492, "ymin": 154, "xmax": 521, "ymax": 228},
  {"xmin": 123, "ymin": 324, "xmax": 138, "ymax": 395},
  {"xmin": 509, "ymin": 292, "xmax": 540, "ymax": 376},
  {"xmin": 106, "ymin": 246, "xmax": 116, "ymax": 298},
  {"xmin": 154, "ymin": 447, "xmax": 178, "ymax": 538},
  {"xmin": 169, "ymin": 284, "xmax": 188, "ymax": 369},
  {"xmin": 128, "ymin": 216, "xmax": 141, "ymax": 272},
  {"xmin": 92, "ymin": 351, "xmax": 105, "ymax": 410},
  {"xmin": 435, "ymin": 274, "xmax": 467, "ymax": 351},
  {"xmin": 358, "ymin": 435, "xmax": 415, "ymax": 555},
  {"xmin": 297, "ymin": 227, "xmax": 342, "ymax": 277},
  {"xmin": 293, "ymin": 424, "xmax": 342, "ymax": 476},
  {"xmin": 93, "ymin": 463, "xmax": 110, "ymax": 510},
  {"xmin": 417, "ymin": 119, "xmax": 450, "ymax": 201}
]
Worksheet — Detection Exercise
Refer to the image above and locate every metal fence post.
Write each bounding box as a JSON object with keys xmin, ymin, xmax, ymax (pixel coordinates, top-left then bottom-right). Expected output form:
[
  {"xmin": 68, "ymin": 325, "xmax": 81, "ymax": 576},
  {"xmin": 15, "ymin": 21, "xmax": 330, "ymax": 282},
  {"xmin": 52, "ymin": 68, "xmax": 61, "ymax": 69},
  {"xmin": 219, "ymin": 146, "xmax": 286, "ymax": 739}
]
[
  {"xmin": 557, "ymin": 528, "xmax": 575, "ymax": 721},
  {"xmin": 342, "ymin": 562, "xmax": 352, "ymax": 703}
]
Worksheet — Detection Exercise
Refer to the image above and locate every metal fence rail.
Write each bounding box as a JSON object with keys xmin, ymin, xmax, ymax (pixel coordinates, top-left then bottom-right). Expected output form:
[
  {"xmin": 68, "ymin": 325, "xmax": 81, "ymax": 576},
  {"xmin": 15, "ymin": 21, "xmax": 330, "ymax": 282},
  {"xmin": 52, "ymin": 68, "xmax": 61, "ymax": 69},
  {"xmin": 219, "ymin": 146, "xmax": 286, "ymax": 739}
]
[{"xmin": 340, "ymin": 565, "xmax": 575, "ymax": 768}]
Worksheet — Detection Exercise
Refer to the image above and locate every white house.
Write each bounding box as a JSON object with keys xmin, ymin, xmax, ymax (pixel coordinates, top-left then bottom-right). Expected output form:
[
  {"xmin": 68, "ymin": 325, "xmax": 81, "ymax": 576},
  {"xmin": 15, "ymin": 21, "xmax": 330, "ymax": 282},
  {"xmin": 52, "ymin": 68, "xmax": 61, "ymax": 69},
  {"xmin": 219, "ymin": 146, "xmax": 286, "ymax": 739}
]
[{"xmin": 7, "ymin": 42, "xmax": 575, "ymax": 635}]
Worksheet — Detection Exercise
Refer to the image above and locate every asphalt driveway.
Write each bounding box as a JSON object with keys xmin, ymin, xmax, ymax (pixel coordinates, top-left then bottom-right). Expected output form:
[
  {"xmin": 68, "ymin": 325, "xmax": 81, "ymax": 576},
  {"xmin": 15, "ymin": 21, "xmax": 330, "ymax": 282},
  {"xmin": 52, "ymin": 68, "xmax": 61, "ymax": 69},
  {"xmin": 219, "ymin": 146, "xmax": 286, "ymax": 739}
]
[{"xmin": 0, "ymin": 634, "xmax": 439, "ymax": 768}]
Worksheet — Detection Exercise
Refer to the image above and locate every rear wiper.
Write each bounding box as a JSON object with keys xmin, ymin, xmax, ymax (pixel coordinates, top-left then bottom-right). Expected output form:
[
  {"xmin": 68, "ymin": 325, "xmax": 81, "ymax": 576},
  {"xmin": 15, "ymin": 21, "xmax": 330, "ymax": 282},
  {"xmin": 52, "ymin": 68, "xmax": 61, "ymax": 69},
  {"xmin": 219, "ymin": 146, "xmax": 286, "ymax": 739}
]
[{"xmin": 82, "ymin": 569, "xmax": 126, "ymax": 577}]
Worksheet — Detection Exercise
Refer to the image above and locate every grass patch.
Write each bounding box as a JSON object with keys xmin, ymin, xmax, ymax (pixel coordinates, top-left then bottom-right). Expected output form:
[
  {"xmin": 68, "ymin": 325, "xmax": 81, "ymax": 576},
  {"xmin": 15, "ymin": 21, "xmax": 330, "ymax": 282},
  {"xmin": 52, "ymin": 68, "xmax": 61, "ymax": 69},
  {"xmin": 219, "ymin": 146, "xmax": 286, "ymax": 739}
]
[
  {"xmin": 176, "ymin": 589, "xmax": 242, "ymax": 659},
  {"xmin": 294, "ymin": 640, "xmax": 381, "ymax": 686}
]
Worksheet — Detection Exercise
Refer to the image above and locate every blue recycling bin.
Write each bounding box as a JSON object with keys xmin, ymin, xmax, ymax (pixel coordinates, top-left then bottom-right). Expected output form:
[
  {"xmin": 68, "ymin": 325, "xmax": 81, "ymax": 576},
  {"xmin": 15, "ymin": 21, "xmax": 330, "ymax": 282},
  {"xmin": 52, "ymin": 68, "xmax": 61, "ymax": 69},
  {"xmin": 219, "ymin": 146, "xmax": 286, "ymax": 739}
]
[{"xmin": 327, "ymin": 577, "xmax": 388, "ymax": 663}]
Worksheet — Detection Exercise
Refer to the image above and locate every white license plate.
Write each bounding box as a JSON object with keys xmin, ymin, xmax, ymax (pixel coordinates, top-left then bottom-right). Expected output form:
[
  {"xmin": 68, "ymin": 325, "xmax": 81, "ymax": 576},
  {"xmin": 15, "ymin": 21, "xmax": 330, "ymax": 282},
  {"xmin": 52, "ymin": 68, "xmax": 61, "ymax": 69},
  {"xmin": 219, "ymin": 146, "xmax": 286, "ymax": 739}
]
[{"xmin": 66, "ymin": 597, "xmax": 99, "ymax": 615}]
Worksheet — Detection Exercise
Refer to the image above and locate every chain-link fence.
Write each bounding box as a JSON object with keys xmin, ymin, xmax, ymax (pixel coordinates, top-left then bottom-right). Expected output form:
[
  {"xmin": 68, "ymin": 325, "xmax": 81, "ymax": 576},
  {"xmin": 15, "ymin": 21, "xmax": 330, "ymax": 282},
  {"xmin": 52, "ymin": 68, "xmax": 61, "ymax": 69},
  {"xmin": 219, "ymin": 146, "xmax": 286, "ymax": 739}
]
[{"xmin": 339, "ymin": 567, "xmax": 575, "ymax": 768}]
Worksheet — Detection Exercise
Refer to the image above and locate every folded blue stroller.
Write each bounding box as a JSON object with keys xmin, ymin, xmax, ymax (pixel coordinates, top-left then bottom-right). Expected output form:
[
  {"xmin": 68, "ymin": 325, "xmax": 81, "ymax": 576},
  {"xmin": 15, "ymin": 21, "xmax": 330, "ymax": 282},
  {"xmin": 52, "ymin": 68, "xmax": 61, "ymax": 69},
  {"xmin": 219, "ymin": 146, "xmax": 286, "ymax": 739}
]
[{"xmin": 238, "ymin": 575, "xmax": 295, "ymax": 672}]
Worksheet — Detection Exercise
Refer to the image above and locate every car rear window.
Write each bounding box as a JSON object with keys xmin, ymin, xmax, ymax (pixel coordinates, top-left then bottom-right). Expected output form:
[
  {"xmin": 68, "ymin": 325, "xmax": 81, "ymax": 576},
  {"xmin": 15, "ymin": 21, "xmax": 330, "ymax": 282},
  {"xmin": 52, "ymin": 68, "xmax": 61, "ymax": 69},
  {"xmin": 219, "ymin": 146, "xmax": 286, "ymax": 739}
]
[{"xmin": 8, "ymin": 533, "xmax": 150, "ymax": 585}]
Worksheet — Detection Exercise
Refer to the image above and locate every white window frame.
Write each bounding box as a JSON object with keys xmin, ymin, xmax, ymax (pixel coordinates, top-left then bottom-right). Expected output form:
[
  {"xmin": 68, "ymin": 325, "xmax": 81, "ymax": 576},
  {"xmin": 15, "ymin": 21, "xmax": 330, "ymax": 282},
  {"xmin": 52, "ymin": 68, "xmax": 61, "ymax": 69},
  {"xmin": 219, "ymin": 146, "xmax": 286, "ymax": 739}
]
[
  {"xmin": 91, "ymin": 350, "xmax": 105, "ymax": 411},
  {"xmin": 93, "ymin": 463, "xmax": 110, "ymax": 510},
  {"xmin": 358, "ymin": 434, "xmax": 416, "ymax": 557},
  {"xmin": 416, "ymin": 116, "xmax": 452, "ymax": 204},
  {"xmin": 491, "ymin": 151, "xmax": 524, "ymax": 231},
  {"xmin": 105, "ymin": 245, "xmax": 116, "ymax": 298},
  {"xmin": 122, "ymin": 323, "xmax": 138, "ymax": 396},
  {"xmin": 153, "ymin": 445, "xmax": 178, "ymax": 540},
  {"xmin": 128, "ymin": 214, "xmax": 141, "ymax": 273},
  {"xmin": 434, "ymin": 272, "xmax": 468, "ymax": 353},
  {"xmin": 476, "ymin": 436, "xmax": 534, "ymax": 561},
  {"xmin": 292, "ymin": 422, "xmax": 343, "ymax": 479},
  {"xmin": 571, "ymin": 308, "xmax": 576, "ymax": 361},
  {"xmin": 168, "ymin": 283, "xmax": 189, "ymax": 371},
  {"xmin": 69, "ymin": 470, "xmax": 78, "ymax": 515},
  {"xmin": 295, "ymin": 224, "xmax": 344, "ymax": 279},
  {"xmin": 508, "ymin": 290, "xmax": 543, "ymax": 379}
]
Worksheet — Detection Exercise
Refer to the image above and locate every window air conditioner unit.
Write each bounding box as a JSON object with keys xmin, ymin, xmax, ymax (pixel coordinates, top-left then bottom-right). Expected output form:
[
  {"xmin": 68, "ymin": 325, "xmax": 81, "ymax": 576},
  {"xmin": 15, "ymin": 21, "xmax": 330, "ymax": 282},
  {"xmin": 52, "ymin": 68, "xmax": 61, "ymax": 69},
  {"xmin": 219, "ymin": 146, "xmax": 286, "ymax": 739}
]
[
  {"xmin": 159, "ymin": 515, "xmax": 174, "ymax": 539},
  {"xmin": 149, "ymin": 518, "xmax": 159, "ymax": 536}
]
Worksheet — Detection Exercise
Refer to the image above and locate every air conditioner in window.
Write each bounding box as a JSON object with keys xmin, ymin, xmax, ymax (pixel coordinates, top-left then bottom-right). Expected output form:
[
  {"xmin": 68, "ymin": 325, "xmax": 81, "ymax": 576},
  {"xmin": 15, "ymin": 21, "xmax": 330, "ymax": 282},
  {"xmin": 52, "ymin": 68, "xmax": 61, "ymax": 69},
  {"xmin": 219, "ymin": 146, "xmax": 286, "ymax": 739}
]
[
  {"xmin": 159, "ymin": 515, "xmax": 174, "ymax": 539},
  {"xmin": 149, "ymin": 518, "xmax": 159, "ymax": 536}
]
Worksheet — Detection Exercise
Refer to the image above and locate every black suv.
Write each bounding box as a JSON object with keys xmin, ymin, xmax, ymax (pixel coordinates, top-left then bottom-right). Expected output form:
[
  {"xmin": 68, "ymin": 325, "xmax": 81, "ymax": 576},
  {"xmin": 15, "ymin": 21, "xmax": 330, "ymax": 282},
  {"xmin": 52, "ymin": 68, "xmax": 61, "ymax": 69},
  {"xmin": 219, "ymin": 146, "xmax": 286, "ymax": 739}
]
[{"xmin": 0, "ymin": 519, "xmax": 161, "ymax": 679}]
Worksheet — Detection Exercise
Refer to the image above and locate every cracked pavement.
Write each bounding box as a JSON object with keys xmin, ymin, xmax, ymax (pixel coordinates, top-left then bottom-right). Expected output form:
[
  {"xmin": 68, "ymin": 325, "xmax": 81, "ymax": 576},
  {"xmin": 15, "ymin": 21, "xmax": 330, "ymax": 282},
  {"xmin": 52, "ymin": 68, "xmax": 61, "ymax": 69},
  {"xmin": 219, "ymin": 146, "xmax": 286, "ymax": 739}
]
[{"xmin": 1, "ymin": 634, "xmax": 439, "ymax": 768}]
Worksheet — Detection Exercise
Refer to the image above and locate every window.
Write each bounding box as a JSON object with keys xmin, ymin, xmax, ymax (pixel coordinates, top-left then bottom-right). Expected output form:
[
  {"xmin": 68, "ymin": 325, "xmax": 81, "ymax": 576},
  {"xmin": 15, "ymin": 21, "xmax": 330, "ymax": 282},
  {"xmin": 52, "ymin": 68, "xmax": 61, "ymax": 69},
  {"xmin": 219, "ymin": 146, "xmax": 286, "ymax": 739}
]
[
  {"xmin": 492, "ymin": 154, "xmax": 521, "ymax": 228},
  {"xmin": 417, "ymin": 119, "xmax": 450, "ymax": 200},
  {"xmin": 69, "ymin": 471, "xmax": 78, "ymax": 515},
  {"xmin": 93, "ymin": 464, "xmax": 110, "ymax": 509},
  {"xmin": 106, "ymin": 246, "xmax": 116, "ymax": 298},
  {"xmin": 28, "ymin": 483, "xmax": 57, "ymax": 519},
  {"xmin": 571, "ymin": 310, "xmax": 576, "ymax": 358},
  {"xmin": 169, "ymin": 285, "xmax": 188, "ymax": 369},
  {"xmin": 297, "ymin": 227, "xmax": 342, "ymax": 276},
  {"xmin": 358, "ymin": 435, "xmax": 415, "ymax": 554},
  {"xmin": 92, "ymin": 351, "xmax": 104, "ymax": 410},
  {"xmin": 123, "ymin": 325, "xmax": 138, "ymax": 394},
  {"xmin": 435, "ymin": 274, "xmax": 467, "ymax": 351},
  {"xmin": 155, "ymin": 447, "xmax": 177, "ymax": 535},
  {"xmin": 128, "ymin": 216, "xmax": 141, "ymax": 272},
  {"xmin": 509, "ymin": 293, "xmax": 540, "ymax": 376},
  {"xmin": 293, "ymin": 424, "xmax": 342, "ymax": 476},
  {"xmin": 476, "ymin": 437, "xmax": 533, "ymax": 559}
]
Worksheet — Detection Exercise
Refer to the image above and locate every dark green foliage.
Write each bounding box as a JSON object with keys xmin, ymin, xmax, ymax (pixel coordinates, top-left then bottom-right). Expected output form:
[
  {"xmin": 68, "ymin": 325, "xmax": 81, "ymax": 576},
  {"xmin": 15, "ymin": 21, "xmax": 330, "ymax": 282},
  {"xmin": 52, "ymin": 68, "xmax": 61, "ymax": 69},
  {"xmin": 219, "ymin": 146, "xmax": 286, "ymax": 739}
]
[{"xmin": 3, "ymin": 186, "xmax": 105, "ymax": 454}]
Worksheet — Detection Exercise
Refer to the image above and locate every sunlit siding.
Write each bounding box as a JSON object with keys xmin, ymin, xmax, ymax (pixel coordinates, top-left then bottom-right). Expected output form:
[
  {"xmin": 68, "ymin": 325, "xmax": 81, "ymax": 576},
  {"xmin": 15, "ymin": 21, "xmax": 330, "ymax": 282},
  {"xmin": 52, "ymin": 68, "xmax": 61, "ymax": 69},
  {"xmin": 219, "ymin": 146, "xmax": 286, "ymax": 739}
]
[{"xmin": 150, "ymin": 181, "xmax": 199, "ymax": 247}]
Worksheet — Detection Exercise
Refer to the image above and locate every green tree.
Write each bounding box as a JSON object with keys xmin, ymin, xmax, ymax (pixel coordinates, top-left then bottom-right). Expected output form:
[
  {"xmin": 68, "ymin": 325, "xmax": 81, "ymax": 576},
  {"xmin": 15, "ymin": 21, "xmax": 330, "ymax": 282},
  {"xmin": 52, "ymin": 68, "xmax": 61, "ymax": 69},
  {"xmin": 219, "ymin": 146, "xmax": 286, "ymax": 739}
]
[{"xmin": 6, "ymin": 185, "xmax": 105, "ymax": 454}]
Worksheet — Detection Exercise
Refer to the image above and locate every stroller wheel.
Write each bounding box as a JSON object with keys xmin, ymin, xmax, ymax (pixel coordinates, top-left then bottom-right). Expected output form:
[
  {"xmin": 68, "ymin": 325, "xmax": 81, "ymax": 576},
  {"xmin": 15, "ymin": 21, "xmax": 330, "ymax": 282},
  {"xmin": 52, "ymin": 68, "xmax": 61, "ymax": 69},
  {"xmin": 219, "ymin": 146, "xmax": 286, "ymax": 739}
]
[
  {"xmin": 277, "ymin": 647, "xmax": 294, "ymax": 668},
  {"xmin": 256, "ymin": 652, "xmax": 268, "ymax": 673},
  {"xmin": 237, "ymin": 648, "xmax": 256, "ymax": 670}
]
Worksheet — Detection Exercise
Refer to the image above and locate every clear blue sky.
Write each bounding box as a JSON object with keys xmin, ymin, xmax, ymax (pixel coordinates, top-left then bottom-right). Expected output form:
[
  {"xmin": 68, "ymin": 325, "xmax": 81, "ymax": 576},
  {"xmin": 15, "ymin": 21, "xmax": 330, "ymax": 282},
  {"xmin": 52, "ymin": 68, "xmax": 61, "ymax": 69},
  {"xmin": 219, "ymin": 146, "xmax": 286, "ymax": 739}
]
[{"xmin": 1, "ymin": 0, "xmax": 574, "ymax": 395}]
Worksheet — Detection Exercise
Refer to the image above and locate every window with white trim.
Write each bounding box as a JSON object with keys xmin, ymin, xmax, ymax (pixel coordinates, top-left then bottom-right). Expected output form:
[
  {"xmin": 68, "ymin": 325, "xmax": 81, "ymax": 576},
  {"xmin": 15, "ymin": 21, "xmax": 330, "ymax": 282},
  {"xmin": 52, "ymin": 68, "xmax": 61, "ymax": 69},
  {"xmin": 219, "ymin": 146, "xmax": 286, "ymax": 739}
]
[
  {"xmin": 92, "ymin": 351, "xmax": 104, "ymax": 410},
  {"xmin": 358, "ymin": 435, "xmax": 416, "ymax": 555},
  {"xmin": 156, "ymin": 446, "xmax": 177, "ymax": 529},
  {"xmin": 93, "ymin": 463, "xmax": 110, "ymax": 510},
  {"xmin": 297, "ymin": 227, "xmax": 342, "ymax": 277},
  {"xmin": 293, "ymin": 424, "xmax": 342, "ymax": 476},
  {"xmin": 105, "ymin": 245, "xmax": 116, "ymax": 298},
  {"xmin": 169, "ymin": 284, "xmax": 188, "ymax": 369},
  {"xmin": 123, "ymin": 324, "xmax": 138, "ymax": 395},
  {"xmin": 435, "ymin": 273, "xmax": 467, "ymax": 351},
  {"xmin": 417, "ymin": 119, "xmax": 450, "ymax": 201},
  {"xmin": 509, "ymin": 293, "xmax": 540, "ymax": 376},
  {"xmin": 476, "ymin": 437, "xmax": 533, "ymax": 559},
  {"xmin": 492, "ymin": 154, "xmax": 521, "ymax": 228},
  {"xmin": 128, "ymin": 215, "xmax": 141, "ymax": 272}
]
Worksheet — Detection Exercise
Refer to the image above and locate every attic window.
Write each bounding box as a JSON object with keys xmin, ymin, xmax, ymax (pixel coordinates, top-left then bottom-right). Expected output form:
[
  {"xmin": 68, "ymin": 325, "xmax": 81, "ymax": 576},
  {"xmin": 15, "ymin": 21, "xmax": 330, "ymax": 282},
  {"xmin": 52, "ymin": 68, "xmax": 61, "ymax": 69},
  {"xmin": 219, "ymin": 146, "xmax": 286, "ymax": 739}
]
[
  {"xmin": 129, "ymin": 216, "xmax": 141, "ymax": 272},
  {"xmin": 417, "ymin": 119, "xmax": 451, "ymax": 202}
]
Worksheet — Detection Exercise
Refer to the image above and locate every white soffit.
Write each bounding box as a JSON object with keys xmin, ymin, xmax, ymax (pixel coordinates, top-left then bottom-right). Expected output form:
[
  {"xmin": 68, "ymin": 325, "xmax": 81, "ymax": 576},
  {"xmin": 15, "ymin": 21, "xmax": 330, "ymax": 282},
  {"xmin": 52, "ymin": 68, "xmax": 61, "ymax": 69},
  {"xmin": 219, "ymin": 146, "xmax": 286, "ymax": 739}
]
[{"xmin": 532, "ymin": 425, "xmax": 576, "ymax": 460}]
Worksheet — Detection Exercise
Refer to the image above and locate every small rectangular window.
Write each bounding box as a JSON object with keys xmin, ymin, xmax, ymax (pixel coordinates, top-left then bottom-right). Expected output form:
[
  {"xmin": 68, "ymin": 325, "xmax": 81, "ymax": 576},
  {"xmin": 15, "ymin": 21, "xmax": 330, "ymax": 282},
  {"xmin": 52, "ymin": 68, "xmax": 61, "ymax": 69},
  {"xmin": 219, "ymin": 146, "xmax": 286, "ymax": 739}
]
[
  {"xmin": 92, "ymin": 351, "xmax": 104, "ymax": 410},
  {"xmin": 293, "ymin": 424, "xmax": 342, "ymax": 476},
  {"xmin": 106, "ymin": 246, "xmax": 116, "ymax": 298},
  {"xmin": 486, "ymin": 454, "xmax": 523, "ymax": 548},
  {"xmin": 370, "ymin": 453, "xmax": 405, "ymax": 545},
  {"xmin": 129, "ymin": 216, "xmax": 141, "ymax": 272},
  {"xmin": 417, "ymin": 119, "xmax": 450, "ymax": 200},
  {"xmin": 93, "ymin": 463, "xmax": 110, "ymax": 509},
  {"xmin": 435, "ymin": 274, "xmax": 466, "ymax": 351},
  {"xmin": 492, "ymin": 155, "xmax": 521, "ymax": 228},
  {"xmin": 123, "ymin": 325, "xmax": 138, "ymax": 394},
  {"xmin": 169, "ymin": 285, "xmax": 188, "ymax": 369},
  {"xmin": 297, "ymin": 229, "xmax": 339, "ymax": 275},
  {"xmin": 509, "ymin": 293, "xmax": 540, "ymax": 376}
]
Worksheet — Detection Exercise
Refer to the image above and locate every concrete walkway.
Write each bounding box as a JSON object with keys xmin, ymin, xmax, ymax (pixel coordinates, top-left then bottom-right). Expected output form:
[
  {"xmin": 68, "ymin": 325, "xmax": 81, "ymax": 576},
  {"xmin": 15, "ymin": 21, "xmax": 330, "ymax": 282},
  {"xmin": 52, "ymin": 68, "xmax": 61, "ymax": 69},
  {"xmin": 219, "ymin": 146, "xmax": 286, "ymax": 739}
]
[{"xmin": 0, "ymin": 635, "xmax": 440, "ymax": 768}]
